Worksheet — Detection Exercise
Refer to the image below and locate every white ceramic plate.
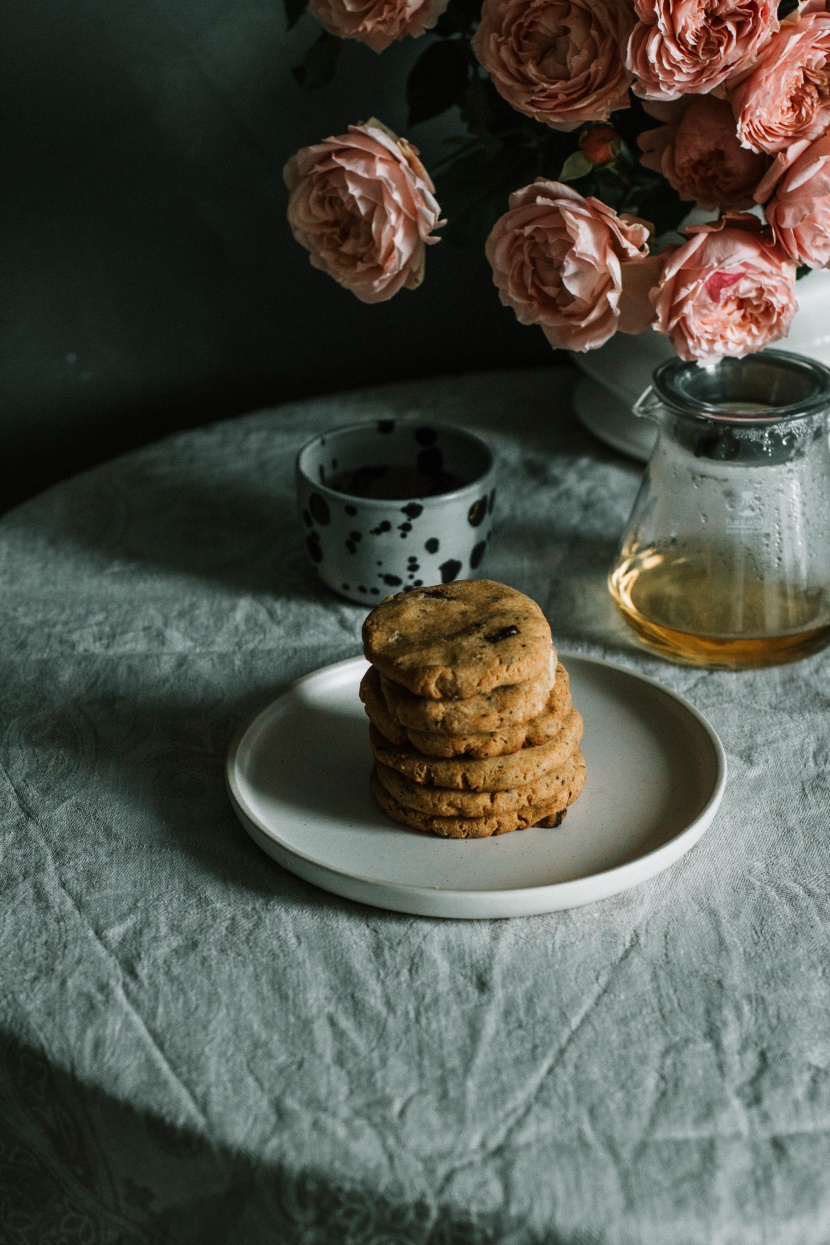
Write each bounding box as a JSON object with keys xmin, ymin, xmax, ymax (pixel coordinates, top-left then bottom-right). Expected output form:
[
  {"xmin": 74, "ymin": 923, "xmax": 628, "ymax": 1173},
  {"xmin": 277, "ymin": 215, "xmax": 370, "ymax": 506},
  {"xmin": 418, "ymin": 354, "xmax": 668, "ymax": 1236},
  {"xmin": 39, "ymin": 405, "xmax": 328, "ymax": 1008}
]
[{"xmin": 226, "ymin": 654, "xmax": 727, "ymax": 919}]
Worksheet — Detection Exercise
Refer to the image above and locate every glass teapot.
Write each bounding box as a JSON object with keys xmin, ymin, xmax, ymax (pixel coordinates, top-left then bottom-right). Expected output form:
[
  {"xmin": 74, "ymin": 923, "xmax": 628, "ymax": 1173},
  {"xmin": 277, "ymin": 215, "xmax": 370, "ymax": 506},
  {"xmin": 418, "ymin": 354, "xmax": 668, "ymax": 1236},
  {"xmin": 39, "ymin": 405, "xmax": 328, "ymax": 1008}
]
[{"xmin": 609, "ymin": 350, "xmax": 830, "ymax": 669}]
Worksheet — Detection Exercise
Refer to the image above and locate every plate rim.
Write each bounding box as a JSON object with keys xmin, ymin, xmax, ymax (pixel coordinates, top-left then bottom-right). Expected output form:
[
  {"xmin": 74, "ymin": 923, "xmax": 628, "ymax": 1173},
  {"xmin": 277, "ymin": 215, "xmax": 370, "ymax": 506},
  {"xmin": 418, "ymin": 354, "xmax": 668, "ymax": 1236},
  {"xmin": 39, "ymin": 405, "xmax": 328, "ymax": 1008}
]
[{"xmin": 226, "ymin": 652, "xmax": 728, "ymax": 916}]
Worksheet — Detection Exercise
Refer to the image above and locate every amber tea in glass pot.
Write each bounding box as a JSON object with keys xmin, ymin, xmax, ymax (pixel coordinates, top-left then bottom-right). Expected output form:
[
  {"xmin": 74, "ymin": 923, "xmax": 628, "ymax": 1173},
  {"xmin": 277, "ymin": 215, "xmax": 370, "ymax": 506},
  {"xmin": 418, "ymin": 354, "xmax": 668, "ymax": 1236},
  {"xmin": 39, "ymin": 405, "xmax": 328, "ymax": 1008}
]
[{"xmin": 609, "ymin": 350, "xmax": 830, "ymax": 669}]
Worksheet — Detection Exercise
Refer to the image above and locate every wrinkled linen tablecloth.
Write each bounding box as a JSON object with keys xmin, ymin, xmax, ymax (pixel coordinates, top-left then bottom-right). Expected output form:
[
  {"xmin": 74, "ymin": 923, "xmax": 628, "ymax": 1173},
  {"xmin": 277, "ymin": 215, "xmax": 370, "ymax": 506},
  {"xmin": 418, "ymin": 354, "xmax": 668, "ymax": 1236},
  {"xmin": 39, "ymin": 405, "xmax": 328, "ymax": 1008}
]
[{"xmin": 1, "ymin": 368, "xmax": 829, "ymax": 1245}]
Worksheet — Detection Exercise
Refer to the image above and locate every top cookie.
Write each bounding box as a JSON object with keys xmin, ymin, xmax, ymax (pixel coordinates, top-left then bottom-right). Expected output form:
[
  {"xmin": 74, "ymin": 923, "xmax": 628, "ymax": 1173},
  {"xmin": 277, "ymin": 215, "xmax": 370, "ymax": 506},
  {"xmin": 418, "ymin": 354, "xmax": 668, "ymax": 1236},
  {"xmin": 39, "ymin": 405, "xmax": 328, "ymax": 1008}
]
[{"xmin": 362, "ymin": 580, "xmax": 553, "ymax": 700}]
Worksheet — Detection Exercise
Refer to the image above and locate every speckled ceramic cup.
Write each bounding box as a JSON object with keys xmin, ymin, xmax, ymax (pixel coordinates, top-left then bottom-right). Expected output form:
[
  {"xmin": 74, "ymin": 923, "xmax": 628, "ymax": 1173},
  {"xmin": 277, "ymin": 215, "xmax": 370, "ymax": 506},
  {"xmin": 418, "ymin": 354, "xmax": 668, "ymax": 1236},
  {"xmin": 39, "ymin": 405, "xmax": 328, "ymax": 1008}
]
[{"xmin": 296, "ymin": 420, "xmax": 498, "ymax": 605}]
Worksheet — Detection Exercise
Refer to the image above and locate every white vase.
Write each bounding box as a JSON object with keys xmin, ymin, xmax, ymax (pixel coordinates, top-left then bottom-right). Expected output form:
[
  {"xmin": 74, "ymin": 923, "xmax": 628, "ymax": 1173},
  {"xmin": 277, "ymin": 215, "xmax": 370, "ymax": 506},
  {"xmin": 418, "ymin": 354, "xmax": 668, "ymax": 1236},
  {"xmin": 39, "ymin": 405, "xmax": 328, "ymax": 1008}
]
[{"xmin": 572, "ymin": 268, "xmax": 830, "ymax": 461}]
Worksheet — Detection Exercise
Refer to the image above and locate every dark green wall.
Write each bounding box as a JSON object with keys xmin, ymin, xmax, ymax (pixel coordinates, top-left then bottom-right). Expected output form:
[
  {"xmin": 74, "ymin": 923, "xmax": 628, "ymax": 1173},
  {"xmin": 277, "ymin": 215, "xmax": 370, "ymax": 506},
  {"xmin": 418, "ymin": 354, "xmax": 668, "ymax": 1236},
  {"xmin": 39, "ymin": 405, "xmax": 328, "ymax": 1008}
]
[{"xmin": 1, "ymin": 1, "xmax": 554, "ymax": 511}]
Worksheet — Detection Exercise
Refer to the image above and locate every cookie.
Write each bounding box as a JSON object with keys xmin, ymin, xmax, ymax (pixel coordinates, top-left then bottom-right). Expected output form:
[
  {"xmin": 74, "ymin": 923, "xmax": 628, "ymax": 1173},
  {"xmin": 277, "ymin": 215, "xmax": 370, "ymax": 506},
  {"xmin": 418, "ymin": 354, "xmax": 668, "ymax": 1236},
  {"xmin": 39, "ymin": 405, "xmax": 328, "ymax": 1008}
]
[
  {"xmin": 374, "ymin": 750, "xmax": 582, "ymax": 817},
  {"xmin": 370, "ymin": 755, "xmax": 586, "ymax": 838},
  {"xmin": 359, "ymin": 666, "xmax": 409, "ymax": 745},
  {"xmin": 401, "ymin": 666, "xmax": 572, "ymax": 758},
  {"xmin": 380, "ymin": 651, "xmax": 556, "ymax": 735},
  {"xmin": 363, "ymin": 664, "xmax": 573, "ymax": 758},
  {"xmin": 368, "ymin": 708, "xmax": 583, "ymax": 791},
  {"xmin": 362, "ymin": 580, "xmax": 553, "ymax": 699}
]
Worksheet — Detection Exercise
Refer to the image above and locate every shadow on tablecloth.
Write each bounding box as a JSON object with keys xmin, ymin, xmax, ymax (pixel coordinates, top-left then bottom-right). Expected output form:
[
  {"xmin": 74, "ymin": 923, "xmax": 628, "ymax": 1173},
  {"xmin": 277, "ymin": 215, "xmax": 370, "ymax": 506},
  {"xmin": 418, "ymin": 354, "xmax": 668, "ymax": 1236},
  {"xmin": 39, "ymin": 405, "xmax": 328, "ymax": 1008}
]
[{"xmin": 0, "ymin": 1031, "xmax": 589, "ymax": 1245}]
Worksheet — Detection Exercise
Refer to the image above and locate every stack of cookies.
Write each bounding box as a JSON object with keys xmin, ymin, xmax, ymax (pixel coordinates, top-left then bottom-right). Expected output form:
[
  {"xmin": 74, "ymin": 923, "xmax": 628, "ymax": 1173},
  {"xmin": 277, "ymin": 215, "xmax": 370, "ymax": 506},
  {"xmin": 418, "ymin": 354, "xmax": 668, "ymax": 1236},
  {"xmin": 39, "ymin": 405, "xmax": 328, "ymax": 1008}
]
[{"xmin": 360, "ymin": 579, "xmax": 585, "ymax": 838}]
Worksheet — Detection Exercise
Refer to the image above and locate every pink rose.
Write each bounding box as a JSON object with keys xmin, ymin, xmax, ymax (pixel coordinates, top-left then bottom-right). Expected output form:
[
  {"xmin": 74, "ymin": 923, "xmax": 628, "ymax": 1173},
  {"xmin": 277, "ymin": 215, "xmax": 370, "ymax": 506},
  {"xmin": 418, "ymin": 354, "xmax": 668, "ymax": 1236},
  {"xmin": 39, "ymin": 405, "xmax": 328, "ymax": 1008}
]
[
  {"xmin": 485, "ymin": 180, "xmax": 654, "ymax": 352},
  {"xmin": 764, "ymin": 132, "xmax": 830, "ymax": 267},
  {"xmin": 284, "ymin": 121, "xmax": 443, "ymax": 304},
  {"xmin": 308, "ymin": 0, "xmax": 448, "ymax": 52},
  {"xmin": 732, "ymin": 10, "xmax": 830, "ymax": 154},
  {"xmin": 472, "ymin": 0, "xmax": 634, "ymax": 132},
  {"xmin": 753, "ymin": 138, "xmax": 812, "ymax": 203},
  {"xmin": 627, "ymin": 0, "xmax": 778, "ymax": 101},
  {"xmin": 638, "ymin": 96, "xmax": 769, "ymax": 209},
  {"xmin": 651, "ymin": 215, "xmax": 797, "ymax": 362}
]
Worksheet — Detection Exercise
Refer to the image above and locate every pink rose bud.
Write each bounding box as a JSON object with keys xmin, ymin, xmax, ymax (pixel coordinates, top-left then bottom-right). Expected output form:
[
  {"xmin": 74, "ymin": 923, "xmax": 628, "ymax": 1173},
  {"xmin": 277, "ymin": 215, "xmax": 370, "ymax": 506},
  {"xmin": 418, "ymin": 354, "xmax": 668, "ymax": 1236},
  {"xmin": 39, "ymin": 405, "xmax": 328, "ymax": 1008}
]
[
  {"xmin": 284, "ymin": 121, "xmax": 443, "ymax": 304},
  {"xmin": 651, "ymin": 215, "xmax": 797, "ymax": 363},
  {"xmin": 308, "ymin": 0, "xmax": 449, "ymax": 52},
  {"xmin": 485, "ymin": 179, "xmax": 653, "ymax": 352},
  {"xmin": 581, "ymin": 125, "xmax": 620, "ymax": 166},
  {"xmin": 638, "ymin": 96, "xmax": 769, "ymax": 210},
  {"xmin": 627, "ymin": 0, "xmax": 779, "ymax": 101},
  {"xmin": 732, "ymin": 10, "xmax": 830, "ymax": 155},
  {"xmin": 765, "ymin": 132, "xmax": 830, "ymax": 268},
  {"xmin": 472, "ymin": 0, "xmax": 635, "ymax": 132}
]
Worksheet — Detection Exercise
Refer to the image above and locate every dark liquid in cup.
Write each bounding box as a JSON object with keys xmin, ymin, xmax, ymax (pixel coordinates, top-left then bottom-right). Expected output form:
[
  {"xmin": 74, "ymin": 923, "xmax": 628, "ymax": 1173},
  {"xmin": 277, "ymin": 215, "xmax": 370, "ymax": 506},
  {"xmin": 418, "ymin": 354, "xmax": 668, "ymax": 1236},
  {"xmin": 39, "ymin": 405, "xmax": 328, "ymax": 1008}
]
[{"xmin": 326, "ymin": 463, "xmax": 468, "ymax": 500}]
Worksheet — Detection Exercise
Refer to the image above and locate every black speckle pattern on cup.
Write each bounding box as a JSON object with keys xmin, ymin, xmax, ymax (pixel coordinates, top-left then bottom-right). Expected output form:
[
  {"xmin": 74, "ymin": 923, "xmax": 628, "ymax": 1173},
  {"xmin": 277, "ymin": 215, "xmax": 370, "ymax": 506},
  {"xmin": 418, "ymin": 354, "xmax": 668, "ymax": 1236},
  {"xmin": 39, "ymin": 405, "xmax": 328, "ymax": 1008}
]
[
  {"xmin": 309, "ymin": 493, "xmax": 330, "ymax": 526},
  {"xmin": 401, "ymin": 502, "xmax": 423, "ymax": 519},
  {"xmin": 425, "ymin": 537, "xmax": 439, "ymax": 553},
  {"xmin": 470, "ymin": 540, "xmax": 486, "ymax": 569},
  {"xmin": 468, "ymin": 498, "xmax": 487, "ymax": 527},
  {"xmin": 439, "ymin": 559, "xmax": 462, "ymax": 583},
  {"xmin": 307, "ymin": 532, "xmax": 323, "ymax": 563}
]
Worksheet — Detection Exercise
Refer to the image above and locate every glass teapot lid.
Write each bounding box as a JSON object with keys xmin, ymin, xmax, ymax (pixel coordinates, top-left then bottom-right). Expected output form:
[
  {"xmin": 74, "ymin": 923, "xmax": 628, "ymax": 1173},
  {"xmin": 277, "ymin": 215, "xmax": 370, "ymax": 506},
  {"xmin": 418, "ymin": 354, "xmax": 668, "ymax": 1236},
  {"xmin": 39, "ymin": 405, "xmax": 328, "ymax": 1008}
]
[{"xmin": 649, "ymin": 349, "xmax": 830, "ymax": 426}]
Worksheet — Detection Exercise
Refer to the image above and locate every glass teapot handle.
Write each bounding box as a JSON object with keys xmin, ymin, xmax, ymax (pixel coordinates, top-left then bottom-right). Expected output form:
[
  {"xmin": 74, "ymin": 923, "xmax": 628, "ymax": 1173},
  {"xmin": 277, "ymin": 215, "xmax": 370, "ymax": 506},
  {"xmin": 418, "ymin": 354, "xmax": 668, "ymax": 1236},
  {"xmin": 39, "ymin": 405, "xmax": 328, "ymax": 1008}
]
[{"xmin": 632, "ymin": 385, "xmax": 664, "ymax": 422}]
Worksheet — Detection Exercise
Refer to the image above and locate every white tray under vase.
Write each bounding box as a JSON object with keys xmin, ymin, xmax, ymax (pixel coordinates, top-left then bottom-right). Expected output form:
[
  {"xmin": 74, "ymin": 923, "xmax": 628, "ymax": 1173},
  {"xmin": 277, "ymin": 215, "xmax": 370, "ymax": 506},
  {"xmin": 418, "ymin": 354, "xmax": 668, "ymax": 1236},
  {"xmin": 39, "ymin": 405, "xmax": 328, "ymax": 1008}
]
[{"xmin": 572, "ymin": 268, "xmax": 830, "ymax": 462}]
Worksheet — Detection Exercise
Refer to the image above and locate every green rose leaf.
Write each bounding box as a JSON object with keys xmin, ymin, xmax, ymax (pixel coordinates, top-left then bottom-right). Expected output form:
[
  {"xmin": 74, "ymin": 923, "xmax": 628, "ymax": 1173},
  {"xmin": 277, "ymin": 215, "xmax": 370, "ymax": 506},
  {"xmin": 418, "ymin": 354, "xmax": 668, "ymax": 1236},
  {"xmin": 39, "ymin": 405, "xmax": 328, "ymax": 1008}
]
[
  {"xmin": 433, "ymin": 142, "xmax": 539, "ymax": 247},
  {"xmin": 591, "ymin": 164, "xmax": 626, "ymax": 210},
  {"xmin": 626, "ymin": 175, "xmax": 687, "ymax": 239},
  {"xmin": 292, "ymin": 32, "xmax": 341, "ymax": 89},
  {"xmin": 559, "ymin": 151, "xmax": 594, "ymax": 182},
  {"xmin": 407, "ymin": 40, "xmax": 470, "ymax": 126}
]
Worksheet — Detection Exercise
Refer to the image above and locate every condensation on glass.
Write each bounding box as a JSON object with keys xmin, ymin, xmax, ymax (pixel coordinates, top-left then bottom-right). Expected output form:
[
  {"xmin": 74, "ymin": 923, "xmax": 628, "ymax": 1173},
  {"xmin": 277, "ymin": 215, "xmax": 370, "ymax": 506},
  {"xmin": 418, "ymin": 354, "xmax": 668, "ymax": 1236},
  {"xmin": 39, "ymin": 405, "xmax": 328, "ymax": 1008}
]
[{"xmin": 609, "ymin": 350, "xmax": 830, "ymax": 669}]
